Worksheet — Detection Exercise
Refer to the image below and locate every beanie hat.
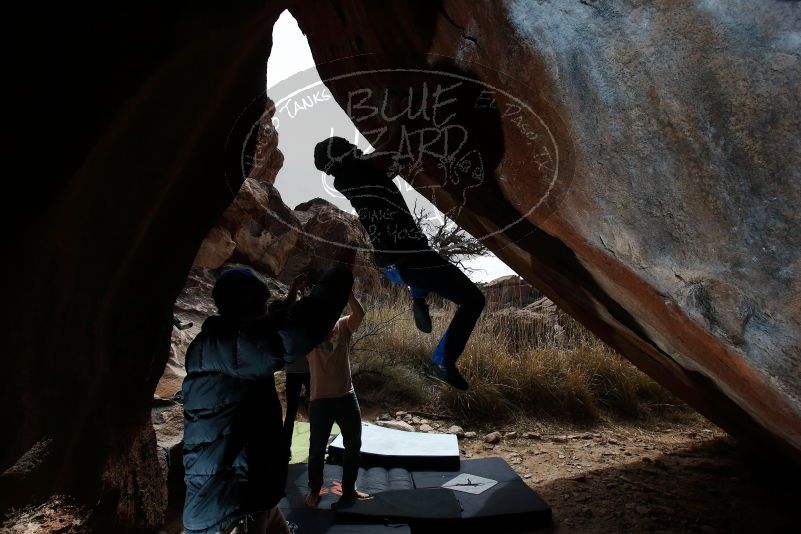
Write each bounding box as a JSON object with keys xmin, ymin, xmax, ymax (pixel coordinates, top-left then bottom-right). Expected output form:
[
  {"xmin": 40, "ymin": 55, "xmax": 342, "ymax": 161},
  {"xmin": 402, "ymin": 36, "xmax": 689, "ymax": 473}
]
[{"xmin": 212, "ymin": 268, "xmax": 270, "ymax": 318}]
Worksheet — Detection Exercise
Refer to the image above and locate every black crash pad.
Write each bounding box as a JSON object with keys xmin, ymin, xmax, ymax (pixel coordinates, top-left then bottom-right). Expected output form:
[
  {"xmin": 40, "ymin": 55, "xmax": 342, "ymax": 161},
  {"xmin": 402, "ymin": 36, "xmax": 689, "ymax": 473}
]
[
  {"xmin": 332, "ymin": 488, "xmax": 462, "ymax": 521},
  {"xmin": 412, "ymin": 457, "xmax": 552, "ymax": 527},
  {"xmin": 282, "ymin": 508, "xmax": 410, "ymax": 534},
  {"xmin": 282, "ymin": 463, "xmax": 415, "ymax": 510},
  {"xmin": 281, "ymin": 457, "xmax": 551, "ymax": 532}
]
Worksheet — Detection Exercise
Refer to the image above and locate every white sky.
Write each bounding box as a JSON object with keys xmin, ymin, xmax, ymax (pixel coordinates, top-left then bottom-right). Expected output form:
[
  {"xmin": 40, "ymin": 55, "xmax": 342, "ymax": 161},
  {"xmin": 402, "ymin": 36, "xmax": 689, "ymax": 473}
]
[{"xmin": 266, "ymin": 11, "xmax": 515, "ymax": 283}]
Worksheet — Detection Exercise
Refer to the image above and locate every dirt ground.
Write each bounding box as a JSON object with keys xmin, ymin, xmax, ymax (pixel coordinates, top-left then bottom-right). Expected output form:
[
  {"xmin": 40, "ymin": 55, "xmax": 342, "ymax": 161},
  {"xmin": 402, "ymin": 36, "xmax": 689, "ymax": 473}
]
[
  {"xmin": 344, "ymin": 402, "xmax": 801, "ymax": 534},
  {"xmin": 139, "ymin": 394, "xmax": 801, "ymax": 534},
  {"xmin": 461, "ymin": 425, "xmax": 799, "ymax": 533}
]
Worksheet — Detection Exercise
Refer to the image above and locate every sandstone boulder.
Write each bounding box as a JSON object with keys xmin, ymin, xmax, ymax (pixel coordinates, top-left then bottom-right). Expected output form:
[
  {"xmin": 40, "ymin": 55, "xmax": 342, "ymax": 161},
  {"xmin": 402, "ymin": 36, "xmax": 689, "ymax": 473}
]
[
  {"xmin": 483, "ymin": 275, "xmax": 541, "ymax": 308},
  {"xmin": 447, "ymin": 425, "xmax": 465, "ymax": 438},
  {"xmin": 526, "ymin": 297, "xmax": 558, "ymax": 317},
  {"xmin": 291, "ymin": 0, "xmax": 801, "ymax": 463},
  {"xmin": 220, "ymin": 179, "xmax": 301, "ymax": 277},
  {"xmin": 2, "ymin": 6, "xmax": 285, "ymax": 529},
  {"xmin": 485, "ymin": 297, "xmax": 563, "ymax": 350},
  {"xmin": 151, "ymin": 403, "xmax": 185, "ymax": 511},
  {"xmin": 281, "ymin": 197, "xmax": 378, "ymax": 289},
  {"xmin": 484, "ymin": 432, "xmax": 502, "ymax": 444},
  {"xmin": 193, "ymin": 227, "xmax": 236, "ymax": 270},
  {"xmin": 154, "ymin": 327, "xmax": 193, "ymax": 399}
]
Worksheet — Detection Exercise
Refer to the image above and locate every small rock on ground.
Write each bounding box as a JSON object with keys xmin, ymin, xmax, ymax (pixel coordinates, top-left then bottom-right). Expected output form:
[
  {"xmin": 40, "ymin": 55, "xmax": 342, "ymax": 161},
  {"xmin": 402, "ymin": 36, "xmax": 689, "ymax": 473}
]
[
  {"xmin": 484, "ymin": 432, "xmax": 502, "ymax": 444},
  {"xmin": 448, "ymin": 425, "xmax": 465, "ymax": 437}
]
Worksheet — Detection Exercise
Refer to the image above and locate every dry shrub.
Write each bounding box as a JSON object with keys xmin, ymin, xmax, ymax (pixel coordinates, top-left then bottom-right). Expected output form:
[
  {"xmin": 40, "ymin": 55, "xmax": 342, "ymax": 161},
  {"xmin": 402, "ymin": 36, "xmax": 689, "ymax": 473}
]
[{"xmin": 349, "ymin": 291, "xmax": 687, "ymax": 424}]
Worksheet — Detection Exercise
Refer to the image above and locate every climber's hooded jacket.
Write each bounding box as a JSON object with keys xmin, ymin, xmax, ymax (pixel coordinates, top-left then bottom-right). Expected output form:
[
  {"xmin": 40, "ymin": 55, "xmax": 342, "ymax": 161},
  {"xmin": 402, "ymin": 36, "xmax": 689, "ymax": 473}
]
[{"xmin": 182, "ymin": 267, "xmax": 353, "ymax": 534}]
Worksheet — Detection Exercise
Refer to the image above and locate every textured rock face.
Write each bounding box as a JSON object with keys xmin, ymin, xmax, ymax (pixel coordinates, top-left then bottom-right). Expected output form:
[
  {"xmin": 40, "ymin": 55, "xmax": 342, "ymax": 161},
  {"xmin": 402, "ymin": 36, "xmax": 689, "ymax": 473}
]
[
  {"xmin": 220, "ymin": 179, "xmax": 301, "ymax": 276},
  {"xmin": 290, "ymin": 0, "xmax": 801, "ymax": 461},
  {"xmin": 193, "ymin": 227, "xmax": 236, "ymax": 270},
  {"xmin": 205, "ymin": 188, "xmax": 375, "ymax": 284},
  {"xmin": 288, "ymin": 198, "xmax": 380, "ymax": 288},
  {"xmin": 196, "ymin": 104, "xmax": 301, "ymax": 277},
  {"xmin": 192, "ymin": 104, "xmax": 376, "ymax": 285}
]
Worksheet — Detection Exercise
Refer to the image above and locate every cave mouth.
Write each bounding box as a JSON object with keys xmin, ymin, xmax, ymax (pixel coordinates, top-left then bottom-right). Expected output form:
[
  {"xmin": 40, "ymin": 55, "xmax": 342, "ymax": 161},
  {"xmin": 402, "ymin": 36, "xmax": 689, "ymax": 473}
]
[
  {"xmin": 145, "ymin": 10, "xmax": 695, "ymax": 529},
  {"xmin": 150, "ymin": 13, "xmax": 709, "ymax": 534},
  {"xmin": 264, "ymin": 10, "xmax": 517, "ymax": 281}
]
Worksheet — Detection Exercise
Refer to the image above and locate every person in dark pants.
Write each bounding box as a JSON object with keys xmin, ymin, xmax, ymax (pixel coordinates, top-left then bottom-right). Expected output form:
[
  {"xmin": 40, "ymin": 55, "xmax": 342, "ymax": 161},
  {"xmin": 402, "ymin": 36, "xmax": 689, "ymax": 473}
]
[
  {"xmin": 304, "ymin": 289, "xmax": 367, "ymax": 508},
  {"xmin": 269, "ymin": 274, "xmax": 313, "ymax": 459},
  {"xmin": 282, "ymin": 356, "xmax": 311, "ymax": 459},
  {"xmin": 313, "ymin": 137, "xmax": 485, "ymax": 390},
  {"xmin": 182, "ymin": 266, "xmax": 352, "ymax": 534},
  {"xmin": 387, "ymin": 250, "xmax": 485, "ymax": 369}
]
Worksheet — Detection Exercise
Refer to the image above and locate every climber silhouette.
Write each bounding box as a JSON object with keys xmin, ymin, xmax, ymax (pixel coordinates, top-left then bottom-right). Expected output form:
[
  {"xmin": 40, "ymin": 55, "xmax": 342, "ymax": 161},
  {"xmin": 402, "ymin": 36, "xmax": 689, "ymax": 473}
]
[{"xmin": 313, "ymin": 137, "xmax": 485, "ymax": 390}]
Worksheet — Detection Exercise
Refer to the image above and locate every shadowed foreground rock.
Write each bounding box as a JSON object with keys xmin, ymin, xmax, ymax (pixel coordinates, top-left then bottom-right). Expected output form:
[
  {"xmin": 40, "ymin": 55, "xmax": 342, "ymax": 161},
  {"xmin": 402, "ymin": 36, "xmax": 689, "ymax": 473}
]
[
  {"xmin": 1, "ymin": 1, "xmax": 799, "ymax": 531},
  {"xmin": 0, "ymin": 4, "xmax": 285, "ymax": 531}
]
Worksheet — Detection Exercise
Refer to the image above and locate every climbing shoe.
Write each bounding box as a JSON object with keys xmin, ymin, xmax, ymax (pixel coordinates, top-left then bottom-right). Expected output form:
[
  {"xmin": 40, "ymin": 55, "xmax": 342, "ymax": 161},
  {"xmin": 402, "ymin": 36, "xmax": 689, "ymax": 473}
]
[
  {"xmin": 429, "ymin": 363, "xmax": 469, "ymax": 391},
  {"xmin": 412, "ymin": 298, "xmax": 432, "ymax": 333}
]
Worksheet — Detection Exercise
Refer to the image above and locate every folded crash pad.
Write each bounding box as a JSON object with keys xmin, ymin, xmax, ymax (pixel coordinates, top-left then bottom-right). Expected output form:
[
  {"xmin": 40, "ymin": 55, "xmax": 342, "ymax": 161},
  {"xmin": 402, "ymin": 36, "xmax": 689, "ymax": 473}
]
[{"xmin": 328, "ymin": 422, "xmax": 459, "ymax": 470}]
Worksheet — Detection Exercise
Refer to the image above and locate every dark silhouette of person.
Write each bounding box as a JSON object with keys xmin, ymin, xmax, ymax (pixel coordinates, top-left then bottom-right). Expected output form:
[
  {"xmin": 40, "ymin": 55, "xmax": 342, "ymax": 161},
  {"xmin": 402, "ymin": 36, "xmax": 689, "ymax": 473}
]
[
  {"xmin": 182, "ymin": 266, "xmax": 352, "ymax": 534},
  {"xmin": 313, "ymin": 136, "xmax": 485, "ymax": 390},
  {"xmin": 268, "ymin": 273, "xmax": 311, "ymax": 461}
]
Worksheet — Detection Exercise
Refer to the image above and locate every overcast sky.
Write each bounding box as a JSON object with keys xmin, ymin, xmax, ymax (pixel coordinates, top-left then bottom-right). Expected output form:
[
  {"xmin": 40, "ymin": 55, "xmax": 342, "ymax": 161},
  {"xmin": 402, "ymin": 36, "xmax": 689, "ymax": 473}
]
[{"xmin": 265, "ymin": 10, "xmax": 516, "ymax": 282}]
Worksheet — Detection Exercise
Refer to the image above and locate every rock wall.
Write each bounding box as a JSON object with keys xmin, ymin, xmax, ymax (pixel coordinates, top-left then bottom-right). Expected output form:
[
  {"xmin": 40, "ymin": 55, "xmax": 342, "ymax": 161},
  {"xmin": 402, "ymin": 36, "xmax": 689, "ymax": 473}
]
[
  {"xmin": 0, "ymin": 5, "xmax": 285, "ymax": 530},
  {"xmin": 192, "ymin": 101, "xmax": 377, "ymax": 285},
  {"xmin": 483, "ymin": 275, "xmax": 542, "ymax": 309},
  {"xmin": 289, "ymin": 0, "xmax": 801, "ymax": 462}
]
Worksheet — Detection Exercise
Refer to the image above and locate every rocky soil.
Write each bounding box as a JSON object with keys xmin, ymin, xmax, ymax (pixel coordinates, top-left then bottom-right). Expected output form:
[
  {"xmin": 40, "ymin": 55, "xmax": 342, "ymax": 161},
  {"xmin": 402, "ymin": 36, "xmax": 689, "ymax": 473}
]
[
  {"xmin": 350, "ymin": 408, "xmax": 801, "ymax": 533},
  {"xmin": 470, "ymin": 426, "xmax": 799, "ymax": 533}
]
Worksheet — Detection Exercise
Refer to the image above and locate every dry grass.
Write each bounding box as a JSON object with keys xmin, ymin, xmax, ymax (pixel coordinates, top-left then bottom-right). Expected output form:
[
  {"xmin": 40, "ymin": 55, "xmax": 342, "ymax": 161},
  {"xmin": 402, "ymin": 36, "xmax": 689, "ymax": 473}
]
[{"xmin": 349, "ymin": 289, "xmax": 689, "ymax": 425}]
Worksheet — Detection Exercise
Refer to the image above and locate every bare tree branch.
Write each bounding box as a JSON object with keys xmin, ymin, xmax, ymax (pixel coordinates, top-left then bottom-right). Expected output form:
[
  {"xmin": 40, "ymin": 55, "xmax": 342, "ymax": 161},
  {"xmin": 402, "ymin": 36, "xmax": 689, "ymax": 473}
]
[
  {"xmin": 350, "ymin": 310, "xmax": 407, "ymax": 352},
  {"xmin": 413, "ymin": 203, "xmax": 489, "ymax": 272}
]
